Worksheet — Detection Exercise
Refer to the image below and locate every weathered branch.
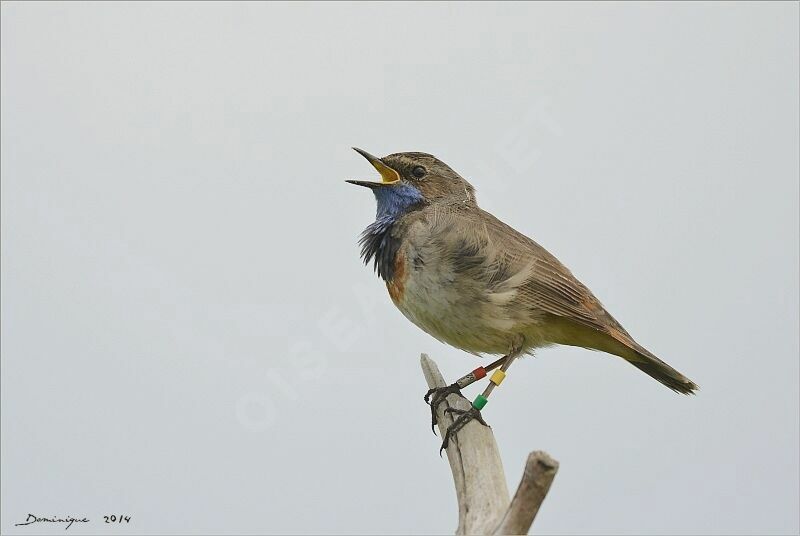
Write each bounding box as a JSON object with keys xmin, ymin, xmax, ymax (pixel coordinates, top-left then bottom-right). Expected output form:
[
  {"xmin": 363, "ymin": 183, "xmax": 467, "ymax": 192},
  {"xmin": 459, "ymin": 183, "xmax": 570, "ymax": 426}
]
[
  {"xmin": 421, "ymin": 354, "xmax": 558, "ymax": 535},
  {"xmin": 494, "ymin": 451, "xmax": 559, "ymax": 534}
]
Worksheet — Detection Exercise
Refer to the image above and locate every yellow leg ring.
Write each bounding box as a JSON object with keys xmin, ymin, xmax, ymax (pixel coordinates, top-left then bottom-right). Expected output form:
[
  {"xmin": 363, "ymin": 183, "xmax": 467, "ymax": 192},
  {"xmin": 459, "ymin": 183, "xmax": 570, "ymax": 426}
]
[{"xmin": 490, "ymin": 370, "xmax": 506, "ymax": 386}]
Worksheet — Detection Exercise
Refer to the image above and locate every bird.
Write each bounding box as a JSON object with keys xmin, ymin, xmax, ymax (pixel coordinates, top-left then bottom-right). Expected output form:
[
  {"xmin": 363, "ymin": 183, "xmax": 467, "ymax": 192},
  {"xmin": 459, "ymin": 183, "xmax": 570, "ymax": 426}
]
[{"xmin": 346, "ymin": 148, "xmax": 698, "ymax": 451}]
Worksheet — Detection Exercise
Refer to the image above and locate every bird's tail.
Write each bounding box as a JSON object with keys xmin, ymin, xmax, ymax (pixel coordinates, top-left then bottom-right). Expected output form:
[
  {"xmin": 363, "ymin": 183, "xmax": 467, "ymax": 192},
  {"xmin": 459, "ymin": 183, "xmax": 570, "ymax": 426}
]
[
  {"xmin": 623, "ymin": 345, "xmax": 699, "ymax": 395},
  {"xmin": 600, "ymin": 325, "xmax": 699, "ymax": 395},
  {"xmin": 542, "ymin": 316, "xmax": 699, "ymax": 394}
]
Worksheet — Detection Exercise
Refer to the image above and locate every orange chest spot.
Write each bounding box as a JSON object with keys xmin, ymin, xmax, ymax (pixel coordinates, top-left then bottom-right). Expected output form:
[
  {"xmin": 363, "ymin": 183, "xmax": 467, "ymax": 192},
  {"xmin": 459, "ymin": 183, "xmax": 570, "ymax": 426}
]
[{"xmin": 386, "ymin": 253, "xmax": 407, "ymax": 304}]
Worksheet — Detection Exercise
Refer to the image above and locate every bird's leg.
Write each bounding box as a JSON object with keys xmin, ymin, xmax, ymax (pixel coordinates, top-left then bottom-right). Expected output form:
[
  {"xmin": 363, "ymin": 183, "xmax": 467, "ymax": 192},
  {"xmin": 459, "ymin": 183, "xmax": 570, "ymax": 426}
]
[
  {"xmin": 424, "ymin": 355, "xmax": 508, "ymax": 432},
  {"xmin": 439, "ymin": 341, "xmax": 524, "ymax": 454}
]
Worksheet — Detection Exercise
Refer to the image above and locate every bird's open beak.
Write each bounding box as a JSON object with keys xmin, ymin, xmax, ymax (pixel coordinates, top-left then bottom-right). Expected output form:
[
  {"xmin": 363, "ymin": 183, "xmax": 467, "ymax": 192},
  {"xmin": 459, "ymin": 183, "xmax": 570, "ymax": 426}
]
[{"xmin": 346, "ymin": 147, "xmax": 401, "ymax": 188}]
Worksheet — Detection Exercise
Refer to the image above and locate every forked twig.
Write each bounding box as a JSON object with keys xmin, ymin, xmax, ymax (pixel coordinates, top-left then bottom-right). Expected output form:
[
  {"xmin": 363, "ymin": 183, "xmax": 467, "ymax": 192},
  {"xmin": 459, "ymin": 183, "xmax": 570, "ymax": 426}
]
[{"xmin": 421, "ymin": 354, "xmax": 559, "ymax": 535}]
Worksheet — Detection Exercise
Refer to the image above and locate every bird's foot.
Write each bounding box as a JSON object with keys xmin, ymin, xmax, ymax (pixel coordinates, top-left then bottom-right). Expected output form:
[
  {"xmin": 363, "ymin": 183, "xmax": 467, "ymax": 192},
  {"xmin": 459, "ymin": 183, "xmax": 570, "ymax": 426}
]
[
  {"xmin": 424, "ymin": 383, "xmax": 467, "ymax": 432},
  {"xmin": 439, "ymin": 406, "xmax": 489, "ymax": 454}
]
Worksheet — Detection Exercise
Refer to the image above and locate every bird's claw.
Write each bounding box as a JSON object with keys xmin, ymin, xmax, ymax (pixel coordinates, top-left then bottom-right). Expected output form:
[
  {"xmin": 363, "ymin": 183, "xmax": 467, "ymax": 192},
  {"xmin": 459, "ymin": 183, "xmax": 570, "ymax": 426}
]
[
  {"xmin": 439, "ymin": 406, "xmax": 489, "ymax": 455},
  {"xmin": 424, "ymin": 383, "xmax": 467, "ymax": 433}
]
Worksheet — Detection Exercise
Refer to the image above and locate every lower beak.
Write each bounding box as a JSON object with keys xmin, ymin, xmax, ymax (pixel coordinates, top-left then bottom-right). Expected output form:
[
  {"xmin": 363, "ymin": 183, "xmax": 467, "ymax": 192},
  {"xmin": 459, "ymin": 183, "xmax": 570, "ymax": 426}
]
[
  {"xmin": 345, "ymin": 179, "xmax": 383, "ymax": 189},
  {"xmin": 347, "ymin": 147, "xmax": 401, "ymax": 187}
]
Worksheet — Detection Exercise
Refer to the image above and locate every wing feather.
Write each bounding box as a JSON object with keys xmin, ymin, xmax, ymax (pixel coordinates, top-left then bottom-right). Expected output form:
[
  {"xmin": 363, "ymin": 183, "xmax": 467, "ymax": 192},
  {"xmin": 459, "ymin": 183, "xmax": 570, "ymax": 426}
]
[{"xmin": 447, "ymin": 205, "xmax": 629, "ymax": 337}]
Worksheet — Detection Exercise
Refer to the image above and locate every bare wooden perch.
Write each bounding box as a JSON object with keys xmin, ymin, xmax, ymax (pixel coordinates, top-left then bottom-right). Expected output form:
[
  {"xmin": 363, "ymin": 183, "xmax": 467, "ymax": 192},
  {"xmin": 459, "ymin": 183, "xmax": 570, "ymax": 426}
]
[{"xmin": 421, "ymin": 353, "xmax": 558, "ymax": 535}]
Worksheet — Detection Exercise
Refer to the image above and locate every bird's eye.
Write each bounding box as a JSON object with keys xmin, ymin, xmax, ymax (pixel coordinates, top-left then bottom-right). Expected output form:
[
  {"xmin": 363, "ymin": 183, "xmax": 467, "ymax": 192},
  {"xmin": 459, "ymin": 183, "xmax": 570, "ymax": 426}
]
[{"xmin": 411, "ymin": 166, "xmax": 426, "ymax": 179}]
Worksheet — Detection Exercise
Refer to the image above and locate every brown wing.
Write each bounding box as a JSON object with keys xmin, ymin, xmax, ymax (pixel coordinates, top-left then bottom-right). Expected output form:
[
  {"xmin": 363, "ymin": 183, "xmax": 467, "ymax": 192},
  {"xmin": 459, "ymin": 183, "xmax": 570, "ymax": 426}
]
[
  {"xmin": 423, "ymin": 204, "xmax": 698, "ymax": 393},
  {"xmin": 472, "ymin": 207, "xmax": 628, "ymax": 337}
]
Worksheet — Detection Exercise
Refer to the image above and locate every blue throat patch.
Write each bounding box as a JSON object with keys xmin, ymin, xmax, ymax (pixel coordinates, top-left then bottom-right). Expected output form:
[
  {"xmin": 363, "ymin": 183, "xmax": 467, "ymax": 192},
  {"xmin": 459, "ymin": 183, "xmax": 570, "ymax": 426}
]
[{"xmin": 359, "ymin": 184, "xmax": 424, "ymax": 281}]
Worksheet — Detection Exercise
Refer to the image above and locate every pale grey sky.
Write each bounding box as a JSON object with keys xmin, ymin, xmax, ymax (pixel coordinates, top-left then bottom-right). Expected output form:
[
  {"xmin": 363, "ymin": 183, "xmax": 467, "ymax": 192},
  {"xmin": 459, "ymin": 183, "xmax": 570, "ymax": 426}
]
[{"xmin": 1, "ymin": 2, "xmax": 798, "ymax": 535}]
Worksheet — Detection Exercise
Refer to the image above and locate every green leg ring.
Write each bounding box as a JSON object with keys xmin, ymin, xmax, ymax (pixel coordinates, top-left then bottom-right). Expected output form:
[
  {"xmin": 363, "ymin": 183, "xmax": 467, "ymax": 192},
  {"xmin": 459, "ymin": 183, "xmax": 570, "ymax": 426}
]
[{"xmin": 472, "ymin": 394, "xmax": 488, "ymax": 410}]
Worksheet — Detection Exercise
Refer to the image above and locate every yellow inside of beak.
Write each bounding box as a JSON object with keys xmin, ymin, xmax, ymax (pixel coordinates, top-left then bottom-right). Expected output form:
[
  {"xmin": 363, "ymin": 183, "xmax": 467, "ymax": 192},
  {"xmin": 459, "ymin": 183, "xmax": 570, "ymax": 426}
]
[{"xmin": 372, "ymin": 160, "xmax": 401, "ymax": 184}]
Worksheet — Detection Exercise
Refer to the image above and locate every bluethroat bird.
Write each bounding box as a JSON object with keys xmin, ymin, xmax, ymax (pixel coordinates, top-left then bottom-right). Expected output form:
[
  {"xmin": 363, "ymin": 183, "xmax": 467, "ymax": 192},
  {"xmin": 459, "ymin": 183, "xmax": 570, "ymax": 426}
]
[{"xmin": 347, "ymin": 148, "xmax": 698, "ymax": 452}]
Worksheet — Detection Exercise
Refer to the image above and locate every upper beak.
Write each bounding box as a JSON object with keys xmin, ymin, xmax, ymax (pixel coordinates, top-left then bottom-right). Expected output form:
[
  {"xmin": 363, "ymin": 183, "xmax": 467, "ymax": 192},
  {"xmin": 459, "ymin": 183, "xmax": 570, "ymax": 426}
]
[{"xmin": 346, "ymin": 147, "xmax": 401, "ymax": 188}]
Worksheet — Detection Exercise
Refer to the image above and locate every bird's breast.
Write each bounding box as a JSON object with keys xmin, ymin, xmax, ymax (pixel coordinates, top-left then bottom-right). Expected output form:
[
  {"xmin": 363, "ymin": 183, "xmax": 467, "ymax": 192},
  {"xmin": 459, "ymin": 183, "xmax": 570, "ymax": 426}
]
[
  {"xmin": 384, "ymin": 240, "xmax": 529, "ymax": 355},
  {"xmin": 386, "ymin": 252, "xmax": 407, "ymax": 304}
]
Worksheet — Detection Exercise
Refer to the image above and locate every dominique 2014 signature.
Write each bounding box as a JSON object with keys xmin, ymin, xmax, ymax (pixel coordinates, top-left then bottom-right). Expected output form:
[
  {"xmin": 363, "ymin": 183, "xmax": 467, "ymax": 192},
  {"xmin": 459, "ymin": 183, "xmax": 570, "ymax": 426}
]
[{"xmin": 15, "ymin": 513, "xmax": 131, "ymax": 530}]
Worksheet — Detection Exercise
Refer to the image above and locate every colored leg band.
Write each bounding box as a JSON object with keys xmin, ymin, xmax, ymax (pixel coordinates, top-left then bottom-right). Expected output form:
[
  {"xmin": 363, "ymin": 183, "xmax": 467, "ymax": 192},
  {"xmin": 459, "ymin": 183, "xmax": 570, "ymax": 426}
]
[
  {"xmin": 490, "ymin": 370, "xmax": 506, "ymax": 386},
  {"xmin": 455, "ymin": 367, "xmax": 487, "ymax": 389},
  {"xmin": 473, "ymin": 394, "xmax": 488, "ymax": 410}
]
